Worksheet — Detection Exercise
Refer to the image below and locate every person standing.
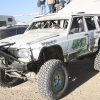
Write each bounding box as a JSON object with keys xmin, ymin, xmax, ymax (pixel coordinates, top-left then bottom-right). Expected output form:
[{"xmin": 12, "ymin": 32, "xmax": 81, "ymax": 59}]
[
  {"xmin": 37, "ymin": 0, "xmax": 41, "ymax": 15},
  {"xmin": 69, "ymin": 0, "xmax": 72, "ymax": 2},
  {"xmin": 46, "ymin": 0, "xmax": 55, "ymax": 13},
  {"xmin": 54, "ymin": 0, "xmax": 60, "ymax": 13},
  {"xmin": 40, "ymin": 0, "xmax": 46, "ymax": 15}
]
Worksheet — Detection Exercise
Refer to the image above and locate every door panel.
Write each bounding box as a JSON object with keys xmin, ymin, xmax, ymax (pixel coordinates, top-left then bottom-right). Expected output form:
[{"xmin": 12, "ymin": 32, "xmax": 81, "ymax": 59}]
[
  {"xmin": 85, "ymin": 16, "xmax": 98, "ymax": 52},
  {"xmin": 68, "ymin": 32, "xmax": 88, "ymax": 54},
  {"xmin": 68, "ymin": 16, "xmax": 89, "ymax": 58}
]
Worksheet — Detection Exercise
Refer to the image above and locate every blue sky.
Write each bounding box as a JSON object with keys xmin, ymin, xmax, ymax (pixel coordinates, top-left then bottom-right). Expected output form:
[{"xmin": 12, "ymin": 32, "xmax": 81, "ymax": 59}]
[{"xmin": 0, "ymin": 0, "xmax": 49, "ymax": 22}]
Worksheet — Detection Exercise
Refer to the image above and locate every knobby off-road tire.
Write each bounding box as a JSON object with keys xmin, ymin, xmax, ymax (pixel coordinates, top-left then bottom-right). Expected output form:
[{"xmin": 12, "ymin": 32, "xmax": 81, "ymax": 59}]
[
  {"xmin": 0, "ymin": 61, "xmax": 21, "ymax": 87},
  {"xmin": 0, "ymin": 68, "xmax": 21, "ymax": 87},
  {"xmin": 38, "ymin": 59, "xmax": 69, "ymax": 100},
  {"xmin": 94, "ymin": 50, "xmax": 100, "ymax": 71}
]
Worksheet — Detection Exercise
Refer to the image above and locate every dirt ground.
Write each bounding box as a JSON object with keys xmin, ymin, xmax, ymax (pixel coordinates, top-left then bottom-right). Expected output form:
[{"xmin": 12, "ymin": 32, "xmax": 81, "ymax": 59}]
[{"xmin": 0, "ymin": 58, "xmax": 100, "ymax": 100}]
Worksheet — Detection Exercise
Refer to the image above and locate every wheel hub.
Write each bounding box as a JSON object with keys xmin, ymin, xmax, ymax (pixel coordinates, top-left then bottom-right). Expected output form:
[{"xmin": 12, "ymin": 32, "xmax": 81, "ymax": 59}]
[{"xmin": 52, "ymin": 70, "xmax": 65, "ymax": 91}]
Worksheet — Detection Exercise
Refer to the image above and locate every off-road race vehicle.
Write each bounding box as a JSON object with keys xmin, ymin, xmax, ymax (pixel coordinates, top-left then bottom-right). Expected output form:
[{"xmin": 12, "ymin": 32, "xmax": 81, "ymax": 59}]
[{"xmin": 0, "ymin": 13, "xmax": 100, "ymax": 100}]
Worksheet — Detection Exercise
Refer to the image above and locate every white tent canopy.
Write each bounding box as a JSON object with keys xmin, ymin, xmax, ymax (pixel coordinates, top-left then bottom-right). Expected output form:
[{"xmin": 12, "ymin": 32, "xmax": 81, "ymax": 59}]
[{"xmin": 59, "ymin": 0, "xmax": 100, "ymax": 14}]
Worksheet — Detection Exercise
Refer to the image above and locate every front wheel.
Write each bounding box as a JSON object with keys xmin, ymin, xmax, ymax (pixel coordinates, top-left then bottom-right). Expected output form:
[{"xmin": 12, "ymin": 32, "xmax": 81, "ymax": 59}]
[{"xmin": 38, "ymin": 59, "xmax": 69, "ymax": 100}]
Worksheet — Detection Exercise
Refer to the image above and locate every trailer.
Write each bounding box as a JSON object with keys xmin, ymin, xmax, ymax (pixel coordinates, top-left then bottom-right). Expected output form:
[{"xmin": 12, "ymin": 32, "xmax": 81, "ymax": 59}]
[{"xmin": 0, "ymin": 15, "xmax": 16, "ymax": 27}]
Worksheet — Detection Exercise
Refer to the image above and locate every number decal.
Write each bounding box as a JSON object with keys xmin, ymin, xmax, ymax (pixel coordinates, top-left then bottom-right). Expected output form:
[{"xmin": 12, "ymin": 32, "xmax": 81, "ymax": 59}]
[{"xmin": 72, "ymin": 38, "xmax": 86, "ymax": 50}]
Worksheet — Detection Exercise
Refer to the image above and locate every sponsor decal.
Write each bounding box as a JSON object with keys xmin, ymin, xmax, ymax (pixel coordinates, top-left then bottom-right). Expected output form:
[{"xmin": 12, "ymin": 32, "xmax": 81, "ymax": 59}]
[
  {"xmin": 35, "ymin": 29, "xmax": 47, "ymax": 33},
  {"xmin": 41, "ymin": 40, "xmax": 57, "ymax": 46},
  {"xmin": 72, "ymin": 38, "xmax": 86, "ymax": 50},
  {"xmin": 90, "ymin": 37, "xmax": 95, "ymax": 45},
  {"xmin": 60, "ymin": 42, "xmax": 67, "ymax": 46}
]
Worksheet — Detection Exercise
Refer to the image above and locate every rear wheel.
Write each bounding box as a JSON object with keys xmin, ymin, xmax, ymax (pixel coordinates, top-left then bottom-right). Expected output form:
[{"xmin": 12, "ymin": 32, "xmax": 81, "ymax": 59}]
[
  {"xmin": 0, "ymin": 68, "xmax": 21, "ymax": 87},
  {"xmin": 94, "ymin": 50, "xmax": 100, "ymax": 71},
  {"xmin": 38, "ymin": 59, "xmax": 69, "ymax": 100}
]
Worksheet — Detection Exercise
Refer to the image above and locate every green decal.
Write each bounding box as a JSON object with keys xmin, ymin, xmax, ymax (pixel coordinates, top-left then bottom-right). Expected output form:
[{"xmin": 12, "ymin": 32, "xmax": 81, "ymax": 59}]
[
  {"xmin": 91, "ymin": 37, "xmax": 95, "ymax": 42},
  {"xmin": 35, "ymin": 29, "xmax": 47, "ymax": 33},
  {"xmin": 61, "ymin": 42, "xmax": 66, "ymax": 46},
  {"xmin": 72, "ymin": 39, "xmax": 80, "ymax": 50},
  {"xmin": 72, "ymin": 38, "xmax": 86, "ymax": 50},
  {"xmin": 92, "ymin": 38, "xmax": 95, "ymax": 42},
  {"xmin": 80, "ymin": 38, "xmax": 86, "ymax": 47}
]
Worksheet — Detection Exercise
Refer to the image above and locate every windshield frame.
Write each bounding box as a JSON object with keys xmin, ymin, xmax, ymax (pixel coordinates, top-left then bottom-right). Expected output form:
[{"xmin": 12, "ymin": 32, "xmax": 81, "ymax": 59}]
[{"xmin": 27, "ymin": 19, "xmax": 69, "ymax": 31}]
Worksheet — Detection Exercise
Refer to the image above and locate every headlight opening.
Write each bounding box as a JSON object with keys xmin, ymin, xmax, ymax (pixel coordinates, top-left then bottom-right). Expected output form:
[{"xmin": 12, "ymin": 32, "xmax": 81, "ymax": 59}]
[{"xmin": 18, "ymin": 49, "xmax": 30, "ymax": 58}]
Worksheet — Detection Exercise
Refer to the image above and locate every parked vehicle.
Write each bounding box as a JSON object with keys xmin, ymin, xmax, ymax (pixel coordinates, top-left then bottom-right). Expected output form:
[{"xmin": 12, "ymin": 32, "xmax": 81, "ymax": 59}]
[
  {"xmin": 0, "ymin": 15, "xmax": 16, "ymax": 27},
  {"xmin": 0, "ymin": 25, "xmax": 28, "ymax": 40},
  {"xmin": 0, "ymin": 12, "xmax": 100, "ymax": 100}
]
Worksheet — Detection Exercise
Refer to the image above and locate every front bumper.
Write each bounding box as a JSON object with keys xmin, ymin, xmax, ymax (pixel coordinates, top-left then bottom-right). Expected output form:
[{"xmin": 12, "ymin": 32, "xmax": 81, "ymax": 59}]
[
  {"xmin": 0, "ymin": 61, "xmax": 28, "ymax": 71},
  {"xmin": 0, "ymin": 42, "xmax": 28, "ymax": 71},
  {"xmin": 12, "ymin": 63, "xmax": 27, "ymax": 71}
]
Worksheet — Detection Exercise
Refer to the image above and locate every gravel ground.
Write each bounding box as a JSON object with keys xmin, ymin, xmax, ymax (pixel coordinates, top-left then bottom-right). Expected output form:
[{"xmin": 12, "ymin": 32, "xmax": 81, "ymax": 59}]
[{"xmin": 0, "ymin": 58, "xmax": 100, "ymax": 100}]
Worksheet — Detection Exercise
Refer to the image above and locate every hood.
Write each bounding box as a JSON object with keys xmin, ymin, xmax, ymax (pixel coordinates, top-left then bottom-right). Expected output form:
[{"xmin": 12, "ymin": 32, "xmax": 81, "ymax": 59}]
[{"xmin": 0, "ymin": 29, "xmax": 59, "ymax": 45}]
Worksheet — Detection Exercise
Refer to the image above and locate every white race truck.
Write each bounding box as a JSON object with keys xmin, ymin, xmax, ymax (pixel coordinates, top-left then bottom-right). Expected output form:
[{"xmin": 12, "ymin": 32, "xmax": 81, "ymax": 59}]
[{"xmin": 0, "ymin": 13, "xmax": 100, "ymax": 100}]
